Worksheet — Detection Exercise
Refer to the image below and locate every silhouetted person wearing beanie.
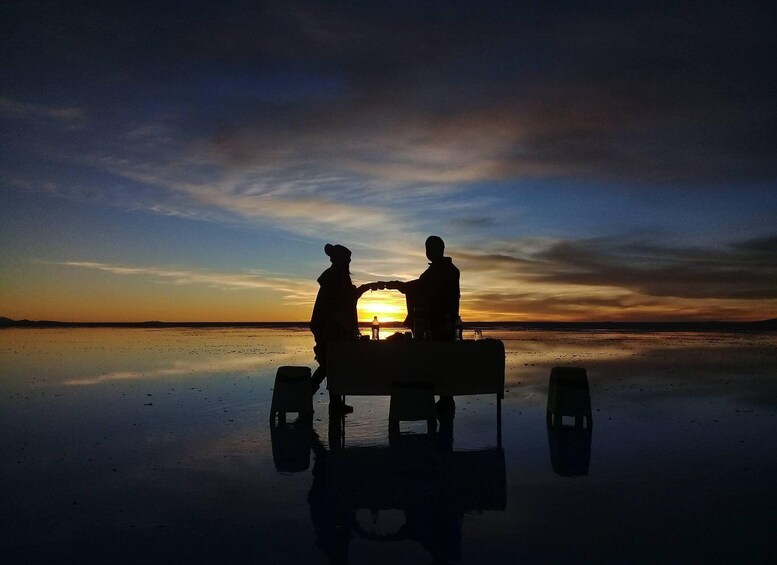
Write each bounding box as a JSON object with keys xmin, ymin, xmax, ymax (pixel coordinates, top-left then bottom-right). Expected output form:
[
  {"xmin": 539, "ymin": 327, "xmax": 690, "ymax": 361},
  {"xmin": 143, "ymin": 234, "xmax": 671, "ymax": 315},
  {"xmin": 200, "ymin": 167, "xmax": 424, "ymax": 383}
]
[{"xmin": 310, "ymin": 243, "xmax": 376, "ymax": 414}]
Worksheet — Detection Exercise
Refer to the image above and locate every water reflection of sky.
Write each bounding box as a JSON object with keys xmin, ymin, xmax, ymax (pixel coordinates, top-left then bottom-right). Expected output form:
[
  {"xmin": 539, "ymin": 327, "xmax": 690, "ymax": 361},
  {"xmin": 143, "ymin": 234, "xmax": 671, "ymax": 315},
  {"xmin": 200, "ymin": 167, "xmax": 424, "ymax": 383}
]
[{"xmin": 1, "ymin": 328, "xmax": 775, "ymax": 563}]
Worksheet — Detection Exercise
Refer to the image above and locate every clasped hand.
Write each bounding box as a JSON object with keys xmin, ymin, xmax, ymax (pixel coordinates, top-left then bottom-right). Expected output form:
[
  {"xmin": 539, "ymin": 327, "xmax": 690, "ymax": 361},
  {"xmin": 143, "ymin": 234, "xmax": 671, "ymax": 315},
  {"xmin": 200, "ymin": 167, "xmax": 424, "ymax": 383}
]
[{"xmin": 365, "ymin": 280, "xmax": 404, "ymax": 292}]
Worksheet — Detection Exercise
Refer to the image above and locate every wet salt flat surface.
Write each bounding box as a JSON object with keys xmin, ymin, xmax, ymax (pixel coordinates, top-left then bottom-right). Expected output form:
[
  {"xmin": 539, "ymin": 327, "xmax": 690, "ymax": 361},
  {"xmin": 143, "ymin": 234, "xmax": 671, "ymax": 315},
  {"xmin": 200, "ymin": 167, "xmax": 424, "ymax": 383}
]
[{"xmin": 1, "ymin": 328, "xmax": 775, "ymax": 563}]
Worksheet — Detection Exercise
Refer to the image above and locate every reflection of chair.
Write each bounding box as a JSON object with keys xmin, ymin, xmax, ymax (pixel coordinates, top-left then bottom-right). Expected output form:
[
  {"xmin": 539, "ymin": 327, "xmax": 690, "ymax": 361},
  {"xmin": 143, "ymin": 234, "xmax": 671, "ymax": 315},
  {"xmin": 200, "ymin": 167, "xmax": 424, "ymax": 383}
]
[
  {"xmin": 269, "ymin": 366, "xmax": 313, "ymax": 423},
  {"xmin": 547, "ymin": 425, "xmax": 592, "ymax": 476},
  {"xmin": 546, "ymin": 366, "xmax": 592, "ymax": 429},
  {"xmin": 270, "ymin": 419, "xmax": 312, "ymax": 473},
  {"xmin": 389, "ymin": 382, "xmax": 436, "ymax": 435}
]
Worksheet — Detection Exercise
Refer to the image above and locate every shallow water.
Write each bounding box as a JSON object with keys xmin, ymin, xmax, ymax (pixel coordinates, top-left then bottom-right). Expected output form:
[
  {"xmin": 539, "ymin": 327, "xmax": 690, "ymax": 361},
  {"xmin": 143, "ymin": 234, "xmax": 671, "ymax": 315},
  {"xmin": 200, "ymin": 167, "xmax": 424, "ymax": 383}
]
[{"xmin": 1, "ymin": 328, "xmax": 775, "ymax": 563}]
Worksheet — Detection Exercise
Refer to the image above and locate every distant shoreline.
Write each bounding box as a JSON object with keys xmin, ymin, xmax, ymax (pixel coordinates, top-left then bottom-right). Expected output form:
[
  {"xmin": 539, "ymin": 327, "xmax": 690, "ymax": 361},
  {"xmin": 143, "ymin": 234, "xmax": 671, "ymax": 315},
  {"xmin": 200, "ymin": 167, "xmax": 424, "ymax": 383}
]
[{"xmin": 2, "ymin": 318, "xmax": 775, "ymax": 332}]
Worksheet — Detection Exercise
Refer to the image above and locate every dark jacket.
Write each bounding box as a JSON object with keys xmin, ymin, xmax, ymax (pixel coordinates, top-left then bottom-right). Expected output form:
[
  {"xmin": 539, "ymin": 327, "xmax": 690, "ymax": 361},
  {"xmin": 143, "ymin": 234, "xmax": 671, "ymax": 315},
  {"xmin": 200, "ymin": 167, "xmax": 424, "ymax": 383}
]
[
  {"xmin": 310, "ymin": 265, "xmax": 359, "ymax": 361},
  {"xmin": 404, "ymin": 257, "xmax": 460, "ymax": 338}
]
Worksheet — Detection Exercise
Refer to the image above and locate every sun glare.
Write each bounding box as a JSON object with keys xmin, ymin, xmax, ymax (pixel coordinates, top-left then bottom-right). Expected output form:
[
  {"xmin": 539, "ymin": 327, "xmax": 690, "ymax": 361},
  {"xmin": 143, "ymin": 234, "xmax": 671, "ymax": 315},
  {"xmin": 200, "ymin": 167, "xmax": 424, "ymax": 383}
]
[{"xmin": 357, "ymin": 291, "xmax": 407, "ymax": 323}]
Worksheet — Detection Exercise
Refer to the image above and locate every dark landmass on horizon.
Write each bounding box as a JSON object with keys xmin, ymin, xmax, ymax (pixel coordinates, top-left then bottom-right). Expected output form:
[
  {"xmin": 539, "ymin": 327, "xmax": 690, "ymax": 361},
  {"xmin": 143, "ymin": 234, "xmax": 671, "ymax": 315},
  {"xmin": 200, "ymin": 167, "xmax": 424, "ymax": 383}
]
[{"xmin": 2, "ymin": 317, "xmax": 775, "ymax": 332}]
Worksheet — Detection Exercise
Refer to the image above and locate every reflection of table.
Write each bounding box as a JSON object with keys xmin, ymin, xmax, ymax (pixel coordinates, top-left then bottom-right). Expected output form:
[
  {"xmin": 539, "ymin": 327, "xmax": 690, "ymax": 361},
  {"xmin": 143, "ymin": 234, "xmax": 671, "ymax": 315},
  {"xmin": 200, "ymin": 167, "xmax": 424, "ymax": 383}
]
[
  {"xmin": 309, "ymin": 440, "xmax": 506, "ymax": 561},
  {"xmin": 327, "ymin": 339, "xmax": 506, "ymax": 441},
  {"xmin": 329, "ymin": 446, "xmax": 506, "ymax": 511}
]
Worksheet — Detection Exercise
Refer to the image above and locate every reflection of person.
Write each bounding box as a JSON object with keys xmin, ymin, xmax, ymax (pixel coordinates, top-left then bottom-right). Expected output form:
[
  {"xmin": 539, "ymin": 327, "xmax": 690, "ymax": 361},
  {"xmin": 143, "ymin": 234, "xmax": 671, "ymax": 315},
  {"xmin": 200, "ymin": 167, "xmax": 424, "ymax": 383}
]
[
  {"xmin": 310, "ymin": 243, "xmax": 377, "ymax": 413},
  {"xmin": 308, "ymin": 430, "xmax": 355, "ymax": 563},
  {"xmin": 309, "ymin": 422, "xmax": 463, "ymax": 565},
  {"xmin": 387, "ymin": 236, "xmax": 460, "ymax": 412}
]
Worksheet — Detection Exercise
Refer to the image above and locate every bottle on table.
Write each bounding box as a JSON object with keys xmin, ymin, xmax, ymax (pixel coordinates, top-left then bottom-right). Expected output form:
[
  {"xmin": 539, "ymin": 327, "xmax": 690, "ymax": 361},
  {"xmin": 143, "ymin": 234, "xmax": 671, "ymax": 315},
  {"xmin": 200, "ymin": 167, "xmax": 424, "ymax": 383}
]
[{"xmin": 371, "ymin": 316, "xmax": 380, "ymax": 340}]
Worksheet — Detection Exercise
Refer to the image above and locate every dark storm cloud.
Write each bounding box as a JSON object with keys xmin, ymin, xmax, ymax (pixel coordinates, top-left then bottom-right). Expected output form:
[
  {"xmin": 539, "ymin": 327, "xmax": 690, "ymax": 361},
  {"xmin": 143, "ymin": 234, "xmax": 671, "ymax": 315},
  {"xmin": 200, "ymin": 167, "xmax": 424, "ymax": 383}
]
[
  {"xmin": 4, "ymin": 1, "xmax": 774, "ymax": 185},
  {"xmin": 459, "ymin": 233, "xmax": 777, "ymax": 300}
]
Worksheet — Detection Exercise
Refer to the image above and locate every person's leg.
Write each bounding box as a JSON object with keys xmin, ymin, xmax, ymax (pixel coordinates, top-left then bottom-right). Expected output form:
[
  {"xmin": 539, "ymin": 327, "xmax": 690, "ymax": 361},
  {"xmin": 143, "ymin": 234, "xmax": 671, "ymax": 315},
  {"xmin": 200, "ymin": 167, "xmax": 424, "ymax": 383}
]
[
  {"xmin": 329, "ymin": 393, "xmax": 353, "ymax": 414},
  {"xmin": 311, "ymin": 365, "xmax": 325, "ymax": 396},
  {"xmin": 436, "ymin": 395, "xmax": 455, "ymax": 414},
  {"xmin": 312, "ymin": 342, "xmax": 353, "ymax": 413},
  {"xmin": 311, "ymin": 343, "xmax": 326, "ymax": 396},
  {"xmin": 434, "ymin": 334, "xmax": 456, "ymax": 414}
]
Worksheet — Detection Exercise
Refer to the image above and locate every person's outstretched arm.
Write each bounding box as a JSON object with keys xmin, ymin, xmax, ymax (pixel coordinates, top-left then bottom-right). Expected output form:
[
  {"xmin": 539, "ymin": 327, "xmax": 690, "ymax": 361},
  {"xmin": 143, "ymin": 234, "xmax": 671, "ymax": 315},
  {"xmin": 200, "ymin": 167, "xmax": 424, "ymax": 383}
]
[
  {"xmin": 383, "ymin": 280, "xmax": 408, "ymax": 293},
  {"xmin": 355, "ymin": 282, "xmax": 386, "ymax": 297}
]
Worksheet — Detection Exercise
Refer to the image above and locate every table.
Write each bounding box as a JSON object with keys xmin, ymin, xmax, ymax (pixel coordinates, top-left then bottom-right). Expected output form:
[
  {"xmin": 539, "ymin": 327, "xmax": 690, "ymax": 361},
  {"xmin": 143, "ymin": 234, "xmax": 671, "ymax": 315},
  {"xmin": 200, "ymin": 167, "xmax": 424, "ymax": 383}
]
[
  {"xmin": 327, "ymin": 338, "xmax": 506, "ymax": 443},
  {"xmin": 327, "ymin": 338, "xmax": 505, "ymax": 396}
]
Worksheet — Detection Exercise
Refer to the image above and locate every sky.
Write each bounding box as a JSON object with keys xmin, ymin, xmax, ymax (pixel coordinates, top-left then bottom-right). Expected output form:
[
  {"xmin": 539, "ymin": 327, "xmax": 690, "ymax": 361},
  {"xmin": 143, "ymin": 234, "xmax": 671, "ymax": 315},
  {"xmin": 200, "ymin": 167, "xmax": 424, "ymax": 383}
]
[{"xmin": 1, "ymin": 0, "xmax": 776, "ymax": 322}]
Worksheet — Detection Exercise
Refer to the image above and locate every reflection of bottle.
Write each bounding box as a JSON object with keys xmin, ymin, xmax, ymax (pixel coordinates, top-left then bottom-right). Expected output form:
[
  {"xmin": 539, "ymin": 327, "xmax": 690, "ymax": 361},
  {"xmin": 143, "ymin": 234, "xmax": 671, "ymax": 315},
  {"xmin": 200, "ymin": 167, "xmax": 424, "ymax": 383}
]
[
  {"xmin": 455, "ymin": 316, "xmax": 463, "ymax": 340},
  {"xmin": 371, "ymin": 316, "xmax": 380, "ymax": 340}
]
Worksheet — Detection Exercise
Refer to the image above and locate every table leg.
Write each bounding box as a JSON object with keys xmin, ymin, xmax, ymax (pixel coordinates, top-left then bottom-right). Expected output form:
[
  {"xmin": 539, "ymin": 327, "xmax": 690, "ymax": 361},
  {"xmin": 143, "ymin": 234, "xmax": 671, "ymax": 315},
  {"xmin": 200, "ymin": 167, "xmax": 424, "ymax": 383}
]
[{"xmin": 496, "ymin": 393, "xmax": 502, "ymax": 448}]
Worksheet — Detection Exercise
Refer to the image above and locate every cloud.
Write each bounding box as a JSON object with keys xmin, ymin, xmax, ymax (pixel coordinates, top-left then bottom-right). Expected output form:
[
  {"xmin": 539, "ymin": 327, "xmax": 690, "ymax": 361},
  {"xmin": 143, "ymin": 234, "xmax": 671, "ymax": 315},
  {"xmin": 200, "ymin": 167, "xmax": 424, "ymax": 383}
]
[
  {"xmin": 532, "ymin": 237, "xmax": 777, "ymax": 300},
  {"xmin": 0, "ymin": 97, "xmax": 85, "ymax": 123},
  {"xmin": 4, "ymin": 2, "xmax": 776, "ymax": 326},
  {"xmin": 449, "ymin": 216, "xmax": 497, "ymax": 229},
  {"xmin": 5, "ymin": 1, "xmax": 774, "ymax": 252},
  {"xmin": 61, "ymin": 261, "xmax": 316, "ymax": 303},
  {"xmin": 181, "ymin": 1, "xmax": 777, "ymax": 186},
  {"xmin": 6, "ymin": 2, "xmax": 776, "ymax": 188},
  {"xmin": 51, "ymin": 229, "xmax": 777, "ymax": 322},
  {"xmin": 73, "ymin": 149, "xmax": 414, "ymax": 242},
  {"xmin": 455, "ymin": 233, "xmax": 777, "ymax": 305},
  {"xmin": 732, "ymin": 234, "xmax": 777, "ymax": 258}
]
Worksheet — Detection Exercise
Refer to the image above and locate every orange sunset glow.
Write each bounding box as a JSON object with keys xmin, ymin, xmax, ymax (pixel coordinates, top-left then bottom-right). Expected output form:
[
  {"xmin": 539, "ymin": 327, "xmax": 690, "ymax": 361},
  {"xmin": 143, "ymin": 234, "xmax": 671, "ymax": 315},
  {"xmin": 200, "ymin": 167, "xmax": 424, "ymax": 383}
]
[
  {"xmin": 356, "ymin": 291, "xmax": 408, "ymax": 323},
  {"xmin": 1, "ymin": 1, "xmax": 775, "ymax": 325}
]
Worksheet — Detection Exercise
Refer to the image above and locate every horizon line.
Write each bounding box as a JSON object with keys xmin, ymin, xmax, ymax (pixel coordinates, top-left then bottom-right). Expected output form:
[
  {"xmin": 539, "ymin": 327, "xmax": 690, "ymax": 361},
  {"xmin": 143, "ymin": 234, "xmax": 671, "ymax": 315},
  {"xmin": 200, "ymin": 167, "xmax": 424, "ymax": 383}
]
[{"xmin": 2, "ymin": 317, "xmax": 775, "ymax": 327}]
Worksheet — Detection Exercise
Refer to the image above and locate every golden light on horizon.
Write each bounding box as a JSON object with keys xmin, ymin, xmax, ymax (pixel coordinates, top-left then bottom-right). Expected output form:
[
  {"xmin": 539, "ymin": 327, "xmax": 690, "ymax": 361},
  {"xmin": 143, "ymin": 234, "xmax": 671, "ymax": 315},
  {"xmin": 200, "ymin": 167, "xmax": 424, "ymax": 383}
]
[{"xmin": 357, "ymin": 290, "xmax": 407, "ymax": 323}]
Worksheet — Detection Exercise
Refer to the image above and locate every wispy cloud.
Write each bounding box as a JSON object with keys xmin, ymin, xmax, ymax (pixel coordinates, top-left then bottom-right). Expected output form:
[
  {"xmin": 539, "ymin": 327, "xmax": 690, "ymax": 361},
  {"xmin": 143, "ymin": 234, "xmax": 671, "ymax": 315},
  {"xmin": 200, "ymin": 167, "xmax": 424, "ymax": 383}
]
[
  {"xmin": 88, "ymin": 150, "xmax": 419, "ymax": 242},
  {"xmin": 0, "ymin": 97, "xmax": 85, "ymax": 123},
  {"xmin": 60, "ymin": 261, "xmax": 316, "ymax": 303}
]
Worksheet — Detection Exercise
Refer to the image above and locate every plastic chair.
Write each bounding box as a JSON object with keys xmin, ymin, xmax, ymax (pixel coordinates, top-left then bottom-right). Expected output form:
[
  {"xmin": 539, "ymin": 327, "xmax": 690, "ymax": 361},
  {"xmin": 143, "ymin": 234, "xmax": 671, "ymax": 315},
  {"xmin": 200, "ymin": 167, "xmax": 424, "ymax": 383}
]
[
  {"xmin": 269, "ymin": 366, "xmax": 313, "ymax": 423},
  {"xmin": 546, "ymin": 366, "xmax": 592, "ymax": 429}
]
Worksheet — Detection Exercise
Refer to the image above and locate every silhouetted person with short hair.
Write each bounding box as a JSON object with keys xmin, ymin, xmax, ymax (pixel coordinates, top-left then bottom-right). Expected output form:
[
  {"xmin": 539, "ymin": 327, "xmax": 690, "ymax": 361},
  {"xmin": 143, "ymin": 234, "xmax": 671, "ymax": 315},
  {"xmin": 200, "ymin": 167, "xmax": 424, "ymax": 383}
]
[
  {"xmin": 311, "ymin": 243, "xmax": 376, "ymax": 414},
  {"xmin": 389, "ymin": 235, "xmax": 460, "ymax": 413}
]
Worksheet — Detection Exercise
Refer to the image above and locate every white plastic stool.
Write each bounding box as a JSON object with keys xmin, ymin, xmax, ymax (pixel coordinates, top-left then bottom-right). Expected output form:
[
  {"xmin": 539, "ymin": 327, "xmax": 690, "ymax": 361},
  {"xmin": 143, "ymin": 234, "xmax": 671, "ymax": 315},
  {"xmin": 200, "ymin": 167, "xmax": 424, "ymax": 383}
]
[
  {"xmin": 389, "ymin": 382, "xmax": 436, "ymax": 435},
  {"xmin": 546, "ymin": 366, "xmax": 592, "ymax": 429},
  {"xmin": 270, "ymin": 366, "xmax": 313, "ymax": 423}
]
